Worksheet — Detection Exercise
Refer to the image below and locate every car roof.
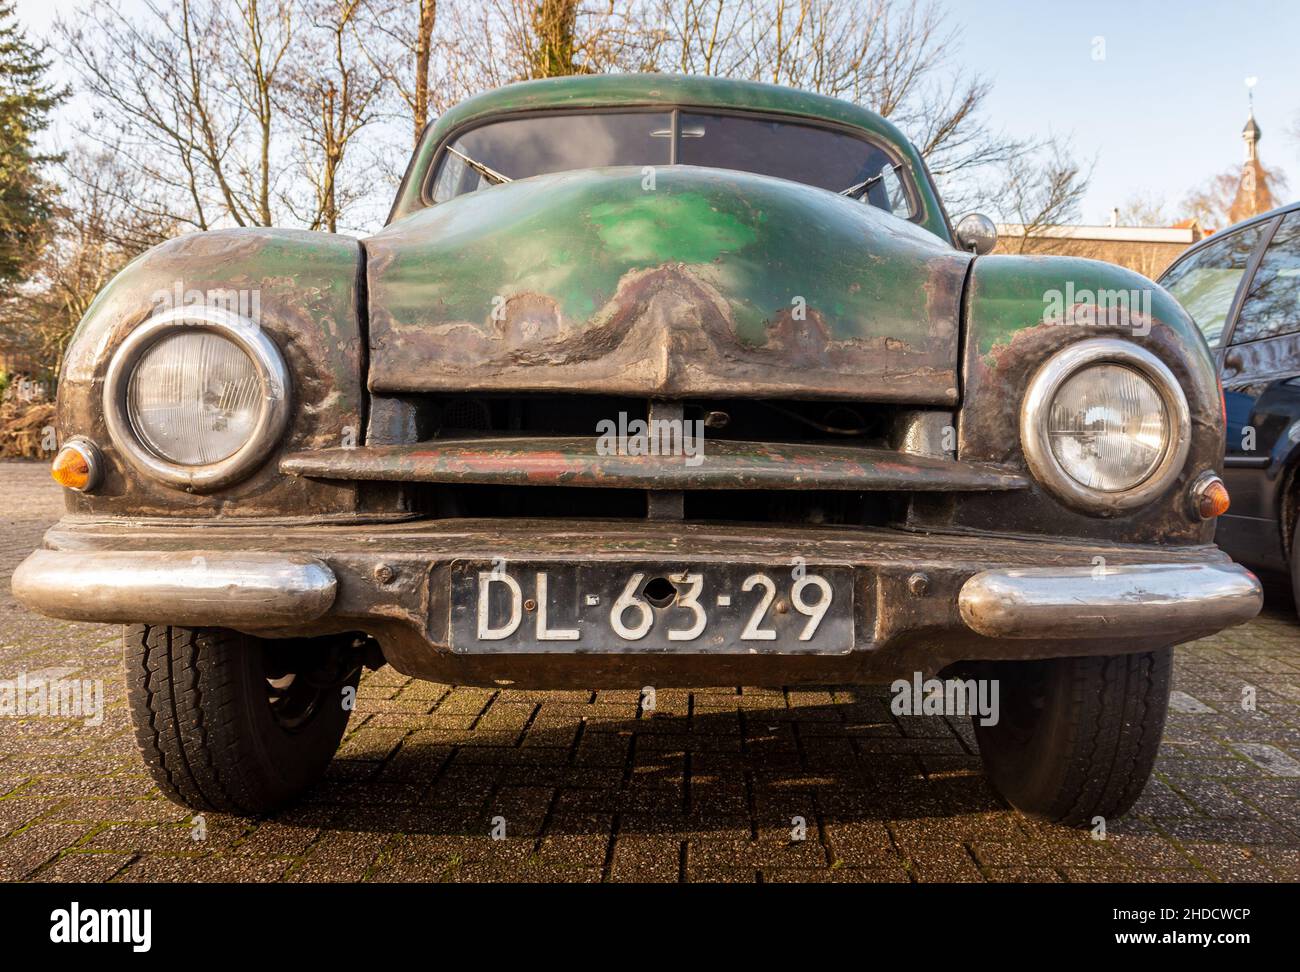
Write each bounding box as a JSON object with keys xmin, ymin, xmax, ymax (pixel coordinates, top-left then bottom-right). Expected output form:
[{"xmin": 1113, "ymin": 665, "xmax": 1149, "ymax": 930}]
[
  {"xmin": 429, "ymin": 73, "xmax": 912, "ymax": 146},
  {"xmin": 386, "ymin": 74, "xmax": 949, "ymax": 237}
]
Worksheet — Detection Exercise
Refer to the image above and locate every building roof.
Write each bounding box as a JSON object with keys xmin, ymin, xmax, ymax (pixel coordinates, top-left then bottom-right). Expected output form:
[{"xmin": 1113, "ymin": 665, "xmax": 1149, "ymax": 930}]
[{"xmin": 995, "ymin": 223, "xmax": 1203, "ymax": 243}]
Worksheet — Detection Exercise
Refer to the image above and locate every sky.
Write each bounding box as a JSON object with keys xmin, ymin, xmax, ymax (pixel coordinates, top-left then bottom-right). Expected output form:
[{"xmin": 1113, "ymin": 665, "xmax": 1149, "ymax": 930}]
[
  {"xmin": 15, "ymin": 0, "xmax": 1300, "ymax": 227},
  {"xmin": 944, "ymin": 0, "xmax": 1299, "ymax": 223}
]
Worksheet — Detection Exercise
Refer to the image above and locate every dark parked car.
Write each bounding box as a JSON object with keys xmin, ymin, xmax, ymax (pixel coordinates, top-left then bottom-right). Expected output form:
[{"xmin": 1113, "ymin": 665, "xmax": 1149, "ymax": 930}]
[
  {"xmin": 14, "ymin": 74, "xmax": 1262, "ymax": 823},
  {"xmin": 1160, "ymin": 201, "xmax": 1300, "ymax": 610}
]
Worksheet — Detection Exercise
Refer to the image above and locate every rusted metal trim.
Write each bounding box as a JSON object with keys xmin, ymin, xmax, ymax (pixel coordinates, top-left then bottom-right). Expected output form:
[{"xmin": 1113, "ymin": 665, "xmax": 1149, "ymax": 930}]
[
  {"xmin": 279, "ymin": 437, "xmax": 1028, "ymax": 491},
  {"xmin": 646, "ymin": 400, "xmax": 686, "ymax": 518}
]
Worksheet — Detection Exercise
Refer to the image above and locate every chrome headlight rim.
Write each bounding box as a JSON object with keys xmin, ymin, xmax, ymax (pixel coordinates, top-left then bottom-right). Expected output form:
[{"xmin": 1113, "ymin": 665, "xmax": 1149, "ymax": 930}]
[
  {"xmin": 103, "ymin": 306, "xmax": 290, "ymax": 493},
  {"xmin": 1020, "ymin": 338, "xmax": 1190, "ymax": 513}
]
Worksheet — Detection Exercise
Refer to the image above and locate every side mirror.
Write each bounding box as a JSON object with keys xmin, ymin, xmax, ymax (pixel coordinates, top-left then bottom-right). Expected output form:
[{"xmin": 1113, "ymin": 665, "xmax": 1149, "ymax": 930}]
[{"xmin": 955, "ymin": 213, "xmax": 998, "ymax": 255}]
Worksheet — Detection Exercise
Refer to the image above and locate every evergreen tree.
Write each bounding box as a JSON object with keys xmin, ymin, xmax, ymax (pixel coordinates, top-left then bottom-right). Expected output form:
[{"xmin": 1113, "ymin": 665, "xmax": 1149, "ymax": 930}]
[{"xmin": 0, "ymin": 0, "xmax": 64, "ymax": 288}]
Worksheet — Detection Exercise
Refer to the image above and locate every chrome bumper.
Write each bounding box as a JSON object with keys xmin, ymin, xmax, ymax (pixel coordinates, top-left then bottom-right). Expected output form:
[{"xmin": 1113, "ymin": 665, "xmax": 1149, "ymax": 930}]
[
  {"xmin": 958, "ymin": 563, "xmax": 1262, "ymax": 638},
  {"xmin": 11, "ymin": 549, "xmax": 337, "ymax": 627},
  {"xmin": 13, "ymin": 546, "xmax": 1261, "ymax": 643}
]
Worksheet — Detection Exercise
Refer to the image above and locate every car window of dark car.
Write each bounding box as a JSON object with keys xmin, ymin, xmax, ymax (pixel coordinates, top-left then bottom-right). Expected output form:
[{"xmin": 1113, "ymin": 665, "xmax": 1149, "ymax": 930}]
[
  {"xmin": 676, "ymin": 112, "xmax": 913, "ymax": 218},
  {"xmin": 428, "ymin": 110, "xmax": 916, "ymax": 219},
  {"xmin": 1231, "ymin": 212, "xmax": 1300, "ymax": 345},
  {"xmin": 1160, "ymin": 223, "xmax": 1266, "ymax": 347}
]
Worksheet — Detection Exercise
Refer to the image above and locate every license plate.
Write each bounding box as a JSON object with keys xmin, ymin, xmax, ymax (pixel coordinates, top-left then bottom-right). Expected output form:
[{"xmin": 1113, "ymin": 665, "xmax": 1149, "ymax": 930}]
[{"xmin": 448, "ymin": 561, "xmax": 855, "ymax": 654}]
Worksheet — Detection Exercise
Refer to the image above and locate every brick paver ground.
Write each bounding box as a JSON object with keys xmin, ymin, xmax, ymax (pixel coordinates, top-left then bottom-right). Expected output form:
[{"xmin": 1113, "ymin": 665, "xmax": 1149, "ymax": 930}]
[{"xmin": 1, "ymin": 459, "xmax": 1296, "ymax": 882}]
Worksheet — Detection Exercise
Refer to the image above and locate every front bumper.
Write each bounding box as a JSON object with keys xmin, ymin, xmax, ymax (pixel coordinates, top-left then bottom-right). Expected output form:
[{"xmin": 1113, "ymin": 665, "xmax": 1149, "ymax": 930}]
[
  {"xmin": 12, "ymin": 516, "xmax": 1263, "ymax": 686},
  {"xmin": 13, "ymin": 549, "xmax": 337, "ymax": 627}
]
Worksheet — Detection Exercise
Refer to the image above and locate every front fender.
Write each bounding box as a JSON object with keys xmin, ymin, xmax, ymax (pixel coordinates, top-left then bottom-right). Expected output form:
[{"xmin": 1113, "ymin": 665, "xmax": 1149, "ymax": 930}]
[
  {"xmin": 944, "ymin": 254, "xmax": 1223, "ymax": 544},
  {"xmin": 58, "ymin": 228, "xmax": 366, "ymax": 517}
]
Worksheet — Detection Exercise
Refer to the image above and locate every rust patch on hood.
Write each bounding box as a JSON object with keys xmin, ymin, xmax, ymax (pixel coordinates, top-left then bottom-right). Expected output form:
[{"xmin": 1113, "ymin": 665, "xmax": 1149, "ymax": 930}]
[
  {"xmin": 374, "ymin": 263, "xmax": 955, "ymax": 399},
  {"xmin": 366, "ymin": 166, "xmax": 969, "ymax": 403}
]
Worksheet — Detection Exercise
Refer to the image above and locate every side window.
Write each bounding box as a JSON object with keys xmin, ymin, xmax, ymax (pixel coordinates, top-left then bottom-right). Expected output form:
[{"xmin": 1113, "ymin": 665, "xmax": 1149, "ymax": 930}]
[
  {"xmin": 1232, "ymin": 213, "xmax": 1300, "ymax": 345},
  {"xmin": 1160, "ymin": 223, "xmax": 1265, "ymax": 347},
  {"xmin": 875, "ymin": 163, "xmax": 912, "ymax": 219}
]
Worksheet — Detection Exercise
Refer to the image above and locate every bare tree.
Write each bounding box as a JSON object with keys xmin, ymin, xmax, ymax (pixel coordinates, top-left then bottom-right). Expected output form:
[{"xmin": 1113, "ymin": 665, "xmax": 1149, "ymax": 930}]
[
  {"xmin": 989, "ymin": 137, "xmax": 1092, "ymax": 253},
  {"xmin": 1181, "ymin": 165, "xmax": 1290, "ymax": 231},
  {"xmin": 279, "ymin": 0, "xmax": 386, "ymax": 231},
  {"xmin": 352, "ymin": 0, "xmax": 439, "ymax": 145},
  {"xmin": 1114, "ymin": 192, "xmax": 1170, "ymax": 227},
  {"xmin": 660, "ymin": 0, "xmax": 752, "ymax": 76},
  {"xmin": 0, "ymin": 146, "xmax": 176, "ymax": 379},
  {"xmin": 57, "ymin": 0, "xmax": 297, "ymax": 230},
  {"xmin": 529, "ymin": 0, "xmax": 582, "ymax": 76},
  {"xmin": 48, "ymin": 0, "xmax": 1086, "ymax": 241},
  {"xmin": 646, "ymin": 0, "xmax": 1018, "ymax": 204},
  {"xmin": 224, "ymin": 0, "xmax": 296, "ymax": 226},
  {"xmin": 413, "ymin": 0, "xmax": 438, "ymax": 137}
]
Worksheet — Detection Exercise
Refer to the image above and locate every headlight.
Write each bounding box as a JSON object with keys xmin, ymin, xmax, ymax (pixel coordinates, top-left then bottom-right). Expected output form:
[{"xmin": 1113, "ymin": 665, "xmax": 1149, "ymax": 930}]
[
  {"xmin": 1047, "ymin": 364, "xmax": 1167, "ymax": 490},
  {"xmin": 127, "ymin": 331, "xmax": 262, "ymax": 465},
  {"xmin": 1021, "ymin": 339, "xmax": 1190, "ymax": 513},
  {"xmin": 103, "ymin": 307, "xmax": 290, "ymax": 492}
]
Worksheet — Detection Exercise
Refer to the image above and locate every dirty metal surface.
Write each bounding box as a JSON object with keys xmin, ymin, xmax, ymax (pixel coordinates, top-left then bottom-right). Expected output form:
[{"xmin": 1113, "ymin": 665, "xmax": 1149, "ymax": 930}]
[
  {"xmin": 280, "ymin": 437, "xmax": 1028, "ymax": 491},
  {"xmin": 367, "ymin": 167, "xmax": 969, "ymax": 402},
  {"xmin": 938, "ymin": 254, "xmax": 1225, "ymax": 546},
  {"xmin": 32, "ymin": 511, "xmax": 1243, "ymax": 685},
  {"xmin": 56, "ymin": 228, "xmax": 366, "ymax": 519}
]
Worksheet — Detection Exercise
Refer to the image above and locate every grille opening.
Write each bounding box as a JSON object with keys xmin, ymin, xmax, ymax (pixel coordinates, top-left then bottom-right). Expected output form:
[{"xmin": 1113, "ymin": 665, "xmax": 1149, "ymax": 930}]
[
  {"xmin": 415, "ymin": 483, "xmax": 648, "ymax": 520},
  {"xmin": 420, "ymin": 394, "xmax": 648, "ymax": 438},
  {"xmin": 363, "ymin": 393, "xmax": 924, "ymax": 525},
  {"xmin": 683, "ymin": 489, "xmax": 900, "ymax": 527},
  {"xmin": 391, "ymin": 483, "xmax": 902, "ymax": 526},
  {"xmin": 406, "ymin": 393, "xmax": 893, "ymax": 444}
]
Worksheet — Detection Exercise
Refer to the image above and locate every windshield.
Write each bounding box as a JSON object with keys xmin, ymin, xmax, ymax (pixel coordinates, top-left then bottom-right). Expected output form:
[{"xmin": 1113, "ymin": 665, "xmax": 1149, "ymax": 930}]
[{"xmin": 428, "ymin": 110, "xmax": 915, "ymax": 219}]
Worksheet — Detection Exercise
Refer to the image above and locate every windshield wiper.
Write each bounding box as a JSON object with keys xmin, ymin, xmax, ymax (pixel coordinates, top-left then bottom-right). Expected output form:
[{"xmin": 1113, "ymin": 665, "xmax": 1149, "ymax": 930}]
[
  {"xmin": 839, "ymin": 162, "xmax": 904, "ymax": 200},
  {"xmin": 446, "ymin": 146, "xmax": 513, "ymax": 186}
]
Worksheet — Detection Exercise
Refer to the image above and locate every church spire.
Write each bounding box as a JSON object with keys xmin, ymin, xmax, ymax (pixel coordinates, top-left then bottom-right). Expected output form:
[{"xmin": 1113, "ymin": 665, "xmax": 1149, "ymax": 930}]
[
  {"xmin": 1228, "ymin": 79, "xmax": 1275, "ymax": 225},
  {"xmin": 1242, "ymin": 110, "xmax": 1261, "ymax": 162}
]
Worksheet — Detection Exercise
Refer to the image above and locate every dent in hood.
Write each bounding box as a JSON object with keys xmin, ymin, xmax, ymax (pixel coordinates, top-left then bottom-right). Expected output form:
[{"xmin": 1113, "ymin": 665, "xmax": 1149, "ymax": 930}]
[{"xmin": 365, "ymin": 166, "xmax": 969, "ymax": 402}]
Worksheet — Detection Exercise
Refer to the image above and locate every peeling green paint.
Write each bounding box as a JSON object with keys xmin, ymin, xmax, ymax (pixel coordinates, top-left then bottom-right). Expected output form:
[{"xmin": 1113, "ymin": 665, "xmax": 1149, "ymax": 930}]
[
  {"xmin": 367, "ymin": 166, "xmax": 970, "ymax": 402},
  {"xmin": 965, "ymin": 255, "xmax": 1211, "ymax": 361},
  {"xmin": 281, "ymin": 436, "xmax": 1027, "ymax": 491}
]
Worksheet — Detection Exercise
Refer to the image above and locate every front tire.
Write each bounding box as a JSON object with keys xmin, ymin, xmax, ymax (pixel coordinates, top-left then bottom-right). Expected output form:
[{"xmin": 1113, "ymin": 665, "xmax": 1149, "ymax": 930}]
[
  {"xmin": 972, "ymin": 650, "xmax": 1172, "ymax": 826},
  {"xmin": 125, "ymin": 625, "xmax": 359, "ymax": 815}
]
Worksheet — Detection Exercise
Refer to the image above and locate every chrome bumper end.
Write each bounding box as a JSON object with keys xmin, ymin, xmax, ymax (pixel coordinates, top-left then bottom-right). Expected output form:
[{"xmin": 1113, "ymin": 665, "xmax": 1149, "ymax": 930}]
[
  {"xmin": 958, "ymin": 562, "xmax": 1263, "ymax": 639},
  {"xmin": 11, "ymin": 549, "xmax": 337, "ymax": 627}
]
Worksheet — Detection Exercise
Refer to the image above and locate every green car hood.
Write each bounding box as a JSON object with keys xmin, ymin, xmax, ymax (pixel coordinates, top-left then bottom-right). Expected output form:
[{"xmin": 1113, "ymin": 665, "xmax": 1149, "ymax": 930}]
[{"xmin": 365, "ymin": 166, "xmax": 969, "ymax": 402}]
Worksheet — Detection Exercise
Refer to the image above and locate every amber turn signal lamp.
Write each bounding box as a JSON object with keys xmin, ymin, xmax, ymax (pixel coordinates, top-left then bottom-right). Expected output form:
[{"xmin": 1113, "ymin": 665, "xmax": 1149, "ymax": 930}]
[
  {"xmin": 51, "ymin": 440, "xmax": 103, "ymax": 493},
  {"xmin": 1190, "ymin": 474, "xmax": 1230, "ymax": 520}
]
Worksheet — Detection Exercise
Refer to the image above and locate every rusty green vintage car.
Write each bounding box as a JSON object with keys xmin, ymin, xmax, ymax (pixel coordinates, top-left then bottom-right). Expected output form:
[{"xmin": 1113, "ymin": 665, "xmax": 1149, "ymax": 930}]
[{"xmin": 14, "ymin": 75, "xmax": 1263, "ymax": 822}]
